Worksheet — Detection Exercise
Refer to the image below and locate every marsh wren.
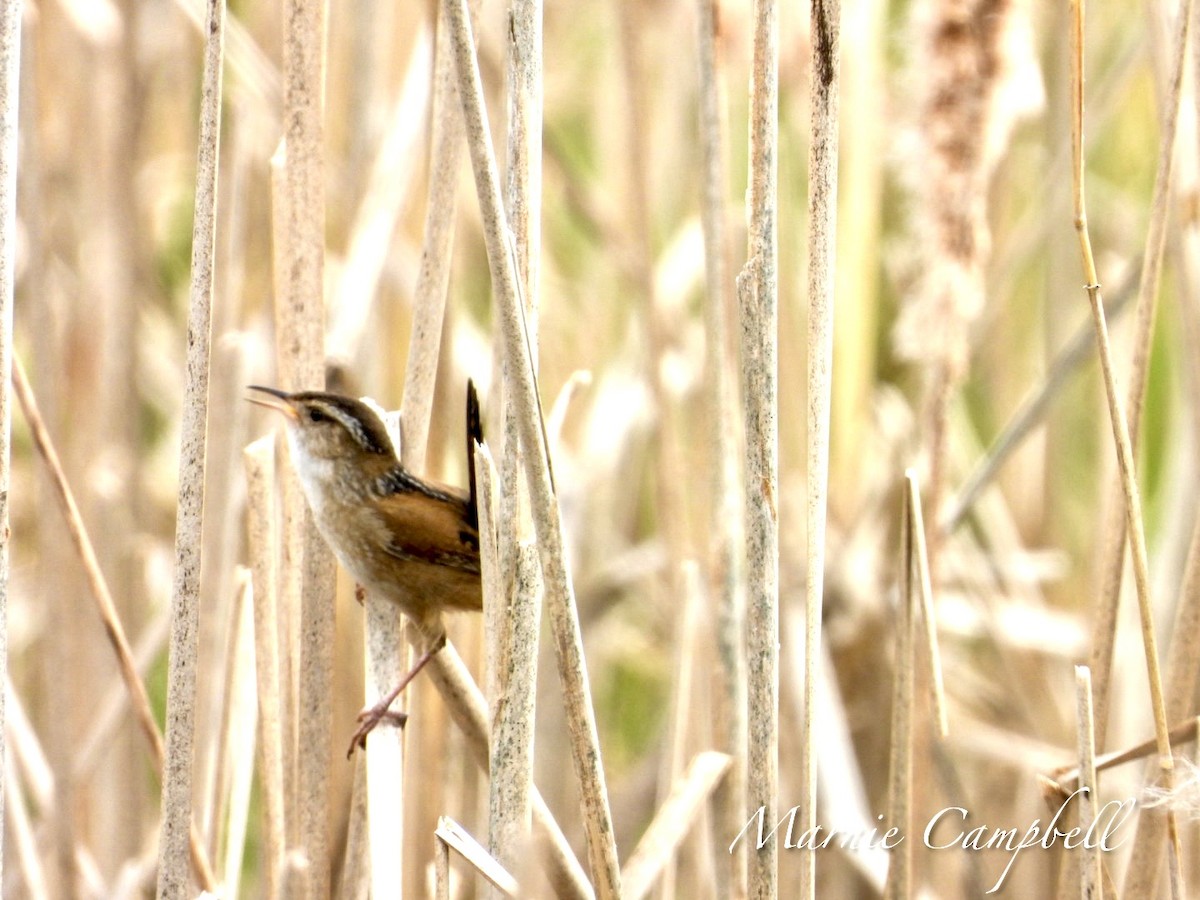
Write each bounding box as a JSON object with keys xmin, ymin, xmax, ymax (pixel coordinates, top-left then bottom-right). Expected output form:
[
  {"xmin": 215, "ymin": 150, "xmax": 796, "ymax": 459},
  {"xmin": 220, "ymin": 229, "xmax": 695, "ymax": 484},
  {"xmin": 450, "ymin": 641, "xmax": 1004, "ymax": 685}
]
[{"xmin": 248, "ymin": 383, "xmax": 483, "ymax": 755}]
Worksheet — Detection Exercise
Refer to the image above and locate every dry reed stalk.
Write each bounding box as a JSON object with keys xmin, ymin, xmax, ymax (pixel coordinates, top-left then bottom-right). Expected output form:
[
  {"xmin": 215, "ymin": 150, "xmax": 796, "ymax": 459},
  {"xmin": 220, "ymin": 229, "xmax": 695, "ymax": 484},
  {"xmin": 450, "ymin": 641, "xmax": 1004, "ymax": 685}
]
[
  {"xmin": 1074, "ymin": 666, "xmax": 1101, "ymax": 899},
  {"xmin": 444, "ymin": 0, "xmax": 621, "ymax": 892},
  {"xmin": 244, "ymin": 436, "xmax": 286, "ymax": 897},
  {"xmin": 620, "ymin": 751, "xmax": 732, "ymax": 900},
  {"xmin": 1069, "ymin": 0, "xmax": 1184, "ymax": 891},
  {"xmin": 694, "ymin": 0, "xmax": 746, "ymax": 893},
  {"xmin": 155, "ymin": 0, "xmax": 224, "ymax": 893},
  {"xmin": 1085, "ymin": 0, "xmax": 1192, "ymax": 753},
  {"xmin": 739, "ymin": 0, "xmax": 779, "ymax": 894},
  {"xmin": 279, "ymin": 0, "xmax": 334, "ymax": 892},
  {"xmin": 436, "ymin": 817, "xmax": 521, "ymax": 896},
  {"xmin": 490, "ymin": 0, "xmax": 542, "ymax": 880},
  {"xmin": 1124, "ymin": 488, "xmax": 1200, "ymax": 894},
  {"xmin": 801, "ymin": 0, "xmax": 841, "ymax": 897},
  {"xmin": 884, "ymin": 482, "xmax": 917, "ymax": 900},
  {"xmin": 0, "ymin": 0, "xmax": 18, "ymax": 883}
]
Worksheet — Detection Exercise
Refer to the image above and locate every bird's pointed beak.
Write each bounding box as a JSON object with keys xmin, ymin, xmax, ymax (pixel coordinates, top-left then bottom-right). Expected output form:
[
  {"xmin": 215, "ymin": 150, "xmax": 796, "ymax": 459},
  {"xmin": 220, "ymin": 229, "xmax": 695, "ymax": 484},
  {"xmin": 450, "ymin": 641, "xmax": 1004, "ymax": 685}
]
[{"xmin": 246, "ymin": 385, "xmax": 299, "ymax": 421}]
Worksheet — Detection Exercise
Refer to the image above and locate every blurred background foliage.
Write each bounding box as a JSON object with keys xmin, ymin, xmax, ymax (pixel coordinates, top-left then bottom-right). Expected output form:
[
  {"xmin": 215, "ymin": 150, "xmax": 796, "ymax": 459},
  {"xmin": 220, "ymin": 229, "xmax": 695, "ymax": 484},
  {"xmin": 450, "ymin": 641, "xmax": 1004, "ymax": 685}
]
[{"xmin": 8, "ymin": 0, "xmax": 1200, "ymax": 896}]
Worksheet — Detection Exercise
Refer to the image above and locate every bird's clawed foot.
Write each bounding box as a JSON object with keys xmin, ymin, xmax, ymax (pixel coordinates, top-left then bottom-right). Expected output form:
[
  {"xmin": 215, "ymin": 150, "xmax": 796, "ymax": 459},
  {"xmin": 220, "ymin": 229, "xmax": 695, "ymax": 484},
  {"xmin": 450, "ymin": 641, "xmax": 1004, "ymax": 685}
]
[
  {"xmin": 346, "ymin": 702, "xmax": 409, "ymax": 757},
  {"xmin": 345, "ymin": 633, "xmax": 446, "ymax": 758}
]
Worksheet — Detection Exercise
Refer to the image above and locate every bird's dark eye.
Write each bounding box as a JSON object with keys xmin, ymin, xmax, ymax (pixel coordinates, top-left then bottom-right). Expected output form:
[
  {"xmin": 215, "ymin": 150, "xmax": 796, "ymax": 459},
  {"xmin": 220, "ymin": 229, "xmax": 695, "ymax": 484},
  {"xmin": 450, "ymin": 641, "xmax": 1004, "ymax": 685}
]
[{"xmin": 307, "ymin": 407, "xmax": 328, "ymax": 424}]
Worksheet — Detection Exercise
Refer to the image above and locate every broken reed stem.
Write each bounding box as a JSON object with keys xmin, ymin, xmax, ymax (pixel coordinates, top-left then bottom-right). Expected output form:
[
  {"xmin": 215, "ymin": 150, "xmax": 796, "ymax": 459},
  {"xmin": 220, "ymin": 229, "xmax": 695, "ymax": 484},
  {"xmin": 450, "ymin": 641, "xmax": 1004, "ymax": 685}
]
[
  {"xmin": 1074, "ymin": 667, "xmax": 1100, "ymax": 900},
  {"xmin": 740, "ymin": 0, "xmax": 779, "ymax": 896},
  {"xmin": 443, "ymin": 0, "xmax": 621, "ymax": 893},
  {"xmin": 156, "ymin": 0, "xmax": 224, "ymax": 893},
  {"xmin": 279, "ymin": 0, "xmax": 334, "ymax": 892},
  {"xmin": 1070, "ymin": 0, "xmax": 1183, "ymax": 888},
  {"xmin": 244, "ymin": 437, "xmax": 286, "ymax": 898},
  {"xmin": 1085, "ymin": 0, "xmax": 1192, "ymax": 745},
  {"xmin": 620, "ymin": 751, "xmax": 732, "ymax": 900},
  {"xmin": 436, "ymin": 817, "xmax": 520, "ymax": 897},
  {"xmin": 0, "ymin": 0, "xmax": 19, "ymax": 881},
  {"xmin": 13, "ymin": 357, "xmax": 217, "ymax": 890},
  {"xmin": 695, "ymin": 0, "xmax": 747, "ymax": 894},
  {"xmin": 803, "ymin": 0, "xmax": 840, "ymax": 898}
]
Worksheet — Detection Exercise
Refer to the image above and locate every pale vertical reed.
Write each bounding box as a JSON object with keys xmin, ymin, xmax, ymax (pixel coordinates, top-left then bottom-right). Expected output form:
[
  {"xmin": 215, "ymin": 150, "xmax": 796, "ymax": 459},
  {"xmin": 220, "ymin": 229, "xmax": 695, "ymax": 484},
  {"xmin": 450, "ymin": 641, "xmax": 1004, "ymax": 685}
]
[
  {"xmin": 156, "ymin": 0, "xmax": 224, "ymax": 893},
  {"xmin": 490, "ymin": 0, "xmax": 543, "ymax": 881},
  {"xmin": 803, "ymin": 1, "xmax": 841, "ymax": 897},
  {"xmin": 739, "ymin": 0, "xmax": 779, "ymax": 897},
  {"xmin": 279, "ymin": 0, "xmax": 335, "ymax": 893},
  {"xmin": 694, "ymin": 0, "xmax": 747, "ymax": 894}
]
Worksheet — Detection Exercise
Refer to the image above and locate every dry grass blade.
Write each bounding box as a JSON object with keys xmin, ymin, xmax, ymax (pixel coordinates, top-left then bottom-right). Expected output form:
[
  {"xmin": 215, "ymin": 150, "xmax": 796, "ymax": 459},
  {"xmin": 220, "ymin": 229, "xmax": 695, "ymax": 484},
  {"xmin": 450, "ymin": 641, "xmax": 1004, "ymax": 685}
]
[
  {"xmin": 905, "ymin": 471, "xmax": 948, "ymax": 737},
  {"xmin": 620, "ymin": 751, "xmax": 732, "ymax": 900},
  {"xmin": 155, "ymin": 0, "xmax": 224, "ymax": 893},
  {"xmin": 443, "ymin": 0, "xmax": 620, "ymax": 892},
  {"xmin": 435, "ymin": 816, "xmax": 520, "ymax": 897},
  {"xmin": 939, "ymin": 274, "xmax": 1136, "ymax": 535}
]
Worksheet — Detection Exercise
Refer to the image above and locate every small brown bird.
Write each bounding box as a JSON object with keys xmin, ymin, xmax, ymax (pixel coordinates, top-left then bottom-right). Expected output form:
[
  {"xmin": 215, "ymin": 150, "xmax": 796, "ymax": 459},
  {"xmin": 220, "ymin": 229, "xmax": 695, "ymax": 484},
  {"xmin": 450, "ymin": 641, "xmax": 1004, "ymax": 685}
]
[{"xmin": 248, "ymin": 383, "xmax": 483, "ymax": 755}]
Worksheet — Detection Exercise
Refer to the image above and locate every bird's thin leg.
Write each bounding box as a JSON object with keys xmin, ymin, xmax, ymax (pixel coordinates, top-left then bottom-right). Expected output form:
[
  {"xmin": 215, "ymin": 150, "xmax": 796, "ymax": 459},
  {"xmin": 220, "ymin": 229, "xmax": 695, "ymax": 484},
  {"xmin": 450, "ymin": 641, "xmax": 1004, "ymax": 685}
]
[{"xmin": 347, "ymin": 631, "xmax": 447, "ymax": 757}]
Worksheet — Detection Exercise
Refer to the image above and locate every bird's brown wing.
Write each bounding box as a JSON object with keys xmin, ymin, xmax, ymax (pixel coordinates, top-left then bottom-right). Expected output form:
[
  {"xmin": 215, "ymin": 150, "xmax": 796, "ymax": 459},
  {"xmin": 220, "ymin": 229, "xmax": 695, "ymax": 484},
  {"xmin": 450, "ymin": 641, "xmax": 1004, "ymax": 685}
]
[{"xmin": 376, "ymin": 474, "xmax": 481, "ymax": 577}]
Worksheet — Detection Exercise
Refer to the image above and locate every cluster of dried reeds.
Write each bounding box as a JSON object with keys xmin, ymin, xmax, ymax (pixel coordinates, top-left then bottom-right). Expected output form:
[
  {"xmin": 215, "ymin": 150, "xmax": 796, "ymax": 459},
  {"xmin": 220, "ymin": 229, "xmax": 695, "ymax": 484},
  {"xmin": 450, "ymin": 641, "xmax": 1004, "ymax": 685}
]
[{"xmin": 5, "ymin": 0, "xmax": 1200, "ymax": 897}]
